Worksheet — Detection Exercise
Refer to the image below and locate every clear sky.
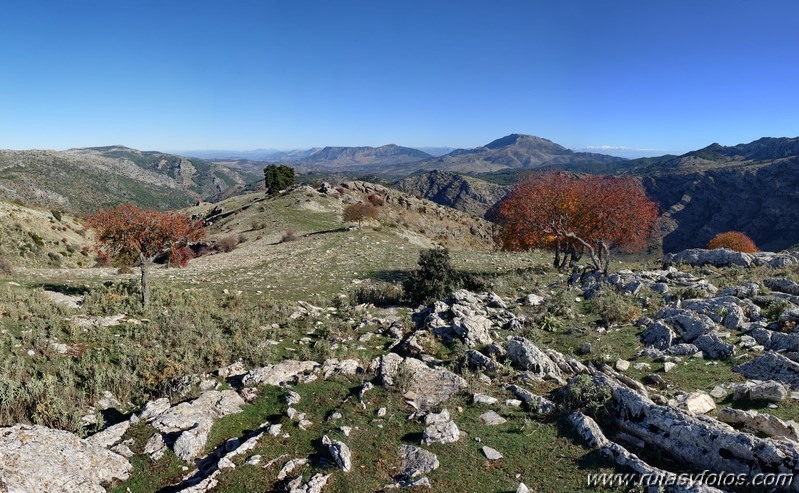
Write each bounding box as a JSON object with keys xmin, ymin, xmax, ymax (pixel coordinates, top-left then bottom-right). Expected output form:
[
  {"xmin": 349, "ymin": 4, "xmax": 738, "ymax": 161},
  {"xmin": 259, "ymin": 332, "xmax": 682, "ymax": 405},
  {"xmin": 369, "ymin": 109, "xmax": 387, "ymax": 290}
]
[{"xmin": 1, "ymin": 1, "xmax": 797, "ymax": 157}]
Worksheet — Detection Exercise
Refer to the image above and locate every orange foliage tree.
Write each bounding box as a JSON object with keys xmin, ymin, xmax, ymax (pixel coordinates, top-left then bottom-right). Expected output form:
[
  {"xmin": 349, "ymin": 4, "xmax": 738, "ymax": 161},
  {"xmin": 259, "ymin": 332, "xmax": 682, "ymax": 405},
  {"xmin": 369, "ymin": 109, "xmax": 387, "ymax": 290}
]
[
  {"xmin": 87, "ymin": 204, "xmax": 205, "ymax": 307},
  {"xmin": 707, "ymin": 231, "xmax": 758, "ymax": 253},
  {"xmin": 343, "ymin": 203, "xmax": 379, "ymax": 229},
  {"xmin": 493, "ymin": 172, "xmax": 659, "ymax": 274}
]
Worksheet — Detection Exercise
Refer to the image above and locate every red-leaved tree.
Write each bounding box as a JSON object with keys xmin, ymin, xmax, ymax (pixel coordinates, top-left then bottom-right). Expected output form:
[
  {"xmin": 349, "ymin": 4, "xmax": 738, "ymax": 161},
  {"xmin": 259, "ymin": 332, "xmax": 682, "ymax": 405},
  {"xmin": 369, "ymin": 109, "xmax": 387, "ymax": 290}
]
[
  {"xmin": 493, "ymin": 172, "xmax": 659, "ymax": 274},
  {"xmin": 87, "ymin": 204, "xmax": 205, "ymax": 307}
]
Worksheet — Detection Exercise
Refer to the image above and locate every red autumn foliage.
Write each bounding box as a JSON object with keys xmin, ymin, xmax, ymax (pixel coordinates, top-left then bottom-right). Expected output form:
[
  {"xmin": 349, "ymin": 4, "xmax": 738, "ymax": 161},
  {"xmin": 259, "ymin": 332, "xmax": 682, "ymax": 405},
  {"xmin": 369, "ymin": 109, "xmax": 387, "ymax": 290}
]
[
  {"xmin": 493, "ymin": 172, "xmax": 659, "ymax": 273},
  {"xmin": 706, "ymin": 231, "xmax": 758, "ymax": 253},
  {"xmin": 86, "ymin": 204, "xmax": 205, "ymax": 306},
  {"xmin": 367, "ymin": 193, "xmax": 384, "ymax": 206}
]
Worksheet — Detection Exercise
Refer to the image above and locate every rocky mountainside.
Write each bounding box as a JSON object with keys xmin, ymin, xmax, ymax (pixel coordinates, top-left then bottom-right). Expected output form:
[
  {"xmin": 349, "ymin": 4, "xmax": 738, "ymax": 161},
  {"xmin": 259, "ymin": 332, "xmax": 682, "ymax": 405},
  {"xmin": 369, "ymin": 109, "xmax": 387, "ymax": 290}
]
[
  {"xmin": 0, "ymin": 199, "xmax": 91, "ymax": 268},
  {"xmin": 407, "ymin": 134, "xmax": 629, "ymax": 175},
  {"xmin": 395, "ymin": 136, "xmax": 799, "ymax": 254},
  {"xmin": 392, "ymin": 170, "xmax": 509, "ymax": 218},
  {"xmin": 643, "ymin": 156, "xmax": 799, "ymax": 253},
  {"xmin": 297, "ymin": 144, "xmax": 433, "ymax": 172},
  {"xmin": 0, "ymin": 146, "xmax": 260, "ymax": 213}
]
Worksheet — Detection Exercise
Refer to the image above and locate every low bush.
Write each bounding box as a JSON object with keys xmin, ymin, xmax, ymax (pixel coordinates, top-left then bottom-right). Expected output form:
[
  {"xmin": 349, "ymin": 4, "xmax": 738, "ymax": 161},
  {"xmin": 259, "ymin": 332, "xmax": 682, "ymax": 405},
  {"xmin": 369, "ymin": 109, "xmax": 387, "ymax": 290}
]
[
  {"xmin": 351, "ymin": 282, "xmax": 404, "ymax": 307},
  {"xmin": 281, "ymin": 230, "xmax": 300, "ymax": 243},
  {"xmin": 707, "ymin": 231, "xmax": 758, "ymax": 253},
  {"xmin": 217, "ymin": 235, "xmax": 238, "ymax": 253},
  {"xmin": 586, "ymin": 289, "xmax": 642, "ymax": 326},
  {"xmin": 0, "ymin": 257, "xmax": 13, "ymax": 276}
]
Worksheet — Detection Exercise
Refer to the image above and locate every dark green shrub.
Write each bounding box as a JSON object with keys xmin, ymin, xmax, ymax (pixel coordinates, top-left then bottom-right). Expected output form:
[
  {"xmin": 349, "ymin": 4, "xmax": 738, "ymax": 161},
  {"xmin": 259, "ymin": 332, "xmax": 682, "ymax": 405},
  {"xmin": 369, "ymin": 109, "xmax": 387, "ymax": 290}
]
[
  {"xmin": 404, "ymin": 248, "xmax": 462, "ymax": 306},
  {"xmin": 264, "ymin": 164, "xmax": 295, "ymax": 194},
  {"xmin": 51, "ymin": 210, "xmax": 62, "ymax": 221}
]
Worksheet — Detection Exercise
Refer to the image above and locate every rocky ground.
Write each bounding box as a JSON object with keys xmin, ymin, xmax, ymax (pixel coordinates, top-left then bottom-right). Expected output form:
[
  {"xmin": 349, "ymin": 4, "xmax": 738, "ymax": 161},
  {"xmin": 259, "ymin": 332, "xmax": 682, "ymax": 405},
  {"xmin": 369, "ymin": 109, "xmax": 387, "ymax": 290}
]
[{"xmin": 6, "ymin": 246, "xmax": 799, "ymax": 492}]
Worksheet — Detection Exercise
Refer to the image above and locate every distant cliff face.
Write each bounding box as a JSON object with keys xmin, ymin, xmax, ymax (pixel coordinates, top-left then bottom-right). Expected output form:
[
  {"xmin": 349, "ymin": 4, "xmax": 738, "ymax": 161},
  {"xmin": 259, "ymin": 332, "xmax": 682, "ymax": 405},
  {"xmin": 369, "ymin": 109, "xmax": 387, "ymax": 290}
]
[
  {"xmin": 392, "ymin": 170, "xmax": 509, "ymax": 218},
  {"xmin": 643, "ymin": 157, "xmax": 799, "ymax": 252}
]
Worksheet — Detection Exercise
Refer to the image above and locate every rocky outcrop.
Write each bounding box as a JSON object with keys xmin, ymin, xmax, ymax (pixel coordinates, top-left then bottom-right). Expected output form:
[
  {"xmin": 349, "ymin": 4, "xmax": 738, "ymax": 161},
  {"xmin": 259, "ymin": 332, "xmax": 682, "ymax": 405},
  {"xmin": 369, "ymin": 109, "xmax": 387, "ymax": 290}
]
[
  {"xmin": 373, "ymin": 353, "xmax": 467, "ymax": 409},
  {"xmin": 148, "ymin": 390, "xmax": 246, "ymax": 461},
  {"xmin": 393, "ymin": 170, "xmax": 509, "ymax": 218},
  {"xmin": 734, "ymin": 352, "xmax": 799, "ymax": 389},
  {"xmin": 241, "ymin": 360, "xmax": 320, "ymax": 387},
  {"xmin": 0, "ymin": 424, "xmax": 132, "ymax": 492},
  {"xmin": 506, "ymin": 337, "xmax": 563, "ymax": 381}
]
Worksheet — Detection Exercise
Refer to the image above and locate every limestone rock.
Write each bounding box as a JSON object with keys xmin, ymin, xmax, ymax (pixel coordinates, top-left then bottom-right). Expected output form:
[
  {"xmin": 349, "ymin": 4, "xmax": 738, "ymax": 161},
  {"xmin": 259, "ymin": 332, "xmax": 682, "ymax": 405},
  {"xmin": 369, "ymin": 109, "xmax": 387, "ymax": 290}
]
[
  {"xmin": 479, "ymin": 410, "xmax": 507, "ymax": 425},
  {"xmin": 377, "ymin": 354, "xmax": 466, "ymax": 409},
  {"xmin": 398, "ymin": 444, "xmax": 439, "ymax": 477},
  {"xmin": 482, "ymin": 446, "xmax": 502, "ymax": 460},
  {"xmin": 732, "ymin": 380, "xmax": 788, "ymax": 402},
  {"xmin": 422, "ymin": 411, "xmax": 460, "ymax": 445},
  {"xmin": 718, "ymin": 408, "xmax": 799, "ymax": 440},
  {"xmin": 693, "ymin": 333, "xmax": 735, "ymax": 360},
  {"xmin": 0, "ymin": 424, "xmax": 132, "ymax": 493},
  {"xmin": 322, "ymin": 435, "xmax": 352, "ymax": 472},
  {"xmin": 669, "ymin": 392, "xmax": 716, "ymax": 415},
  {"xmin": 86, "ymin": 420, "xmax": 130, "ymax": 448},
  {"xmin": 241, "ymin": 360, "xmax": 320, "ymax": 387},
  {"xmin": 321, "ymin": 358, "xmax": 361, "ymax": 379},
  {"xmin": 289, "ymin": 473, "xmax": 331, "ymax": 493},
  {"xmin": 639, "ymin": 321, "xmax": 675, "ymax": 350},
  {"xmin": 506, "ymin": 337, "xmax": 563, "ymax": 381},
  {"xmin": 734, "ymin": 352, "xmax": 799, "ymax": 389},
  {"xmin": 664, "ymin": 248, "xmax": 753, "ymax": 268}
]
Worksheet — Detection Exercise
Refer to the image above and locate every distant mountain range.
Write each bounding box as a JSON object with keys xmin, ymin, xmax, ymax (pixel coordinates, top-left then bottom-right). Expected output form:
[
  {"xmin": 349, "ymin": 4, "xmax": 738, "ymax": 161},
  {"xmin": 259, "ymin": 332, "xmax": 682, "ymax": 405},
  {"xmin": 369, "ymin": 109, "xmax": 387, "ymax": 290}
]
[
  {"xmin": 4, "ymin": 134, "xmax": 799, "ymax": 255},
  {"xmin": 391, "ymin": 136, "xmax": 799, "ymax": 253}
]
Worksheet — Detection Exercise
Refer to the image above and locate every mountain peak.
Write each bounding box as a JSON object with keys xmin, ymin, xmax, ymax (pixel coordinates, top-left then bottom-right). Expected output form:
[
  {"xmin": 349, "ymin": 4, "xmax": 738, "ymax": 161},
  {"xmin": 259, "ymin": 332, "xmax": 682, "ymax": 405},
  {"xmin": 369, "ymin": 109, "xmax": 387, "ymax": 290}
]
[{"xmin": 484, "ymin": 134, "xmax": 568, "ymax": 152}]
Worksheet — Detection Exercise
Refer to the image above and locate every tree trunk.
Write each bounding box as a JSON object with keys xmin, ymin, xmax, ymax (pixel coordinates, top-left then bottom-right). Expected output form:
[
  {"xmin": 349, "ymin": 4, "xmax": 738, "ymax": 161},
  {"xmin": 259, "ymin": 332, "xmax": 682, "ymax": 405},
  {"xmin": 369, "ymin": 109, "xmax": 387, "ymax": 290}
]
[{"xmin": 139, "ymin": 253, "xmax": 150, "ymax": 308}]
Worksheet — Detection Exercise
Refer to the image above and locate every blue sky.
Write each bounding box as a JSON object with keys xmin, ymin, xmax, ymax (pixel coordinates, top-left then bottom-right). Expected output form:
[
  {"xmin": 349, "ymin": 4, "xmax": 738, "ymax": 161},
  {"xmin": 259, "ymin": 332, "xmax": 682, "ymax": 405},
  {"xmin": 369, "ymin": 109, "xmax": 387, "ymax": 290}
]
[{"xmin": 1, "ymin": 1, "xmax": 797, "ymax": 157}]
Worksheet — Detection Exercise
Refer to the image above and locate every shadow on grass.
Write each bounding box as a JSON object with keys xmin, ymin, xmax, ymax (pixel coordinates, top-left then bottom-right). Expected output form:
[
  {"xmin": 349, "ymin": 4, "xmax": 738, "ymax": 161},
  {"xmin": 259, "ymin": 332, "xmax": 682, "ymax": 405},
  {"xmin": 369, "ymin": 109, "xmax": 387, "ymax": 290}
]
[{"xmin": 36, "ymin": 283, "xmax": 91, "ymax": 296}]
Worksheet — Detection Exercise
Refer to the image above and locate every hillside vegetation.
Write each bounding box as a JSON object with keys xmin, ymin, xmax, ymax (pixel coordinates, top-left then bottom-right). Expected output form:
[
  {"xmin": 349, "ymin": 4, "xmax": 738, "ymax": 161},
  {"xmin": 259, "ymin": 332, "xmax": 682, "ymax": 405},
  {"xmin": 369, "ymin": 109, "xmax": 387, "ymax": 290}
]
[{"xmin": 0, "ymin": 146, "xmax": 260, "ymax": 213}]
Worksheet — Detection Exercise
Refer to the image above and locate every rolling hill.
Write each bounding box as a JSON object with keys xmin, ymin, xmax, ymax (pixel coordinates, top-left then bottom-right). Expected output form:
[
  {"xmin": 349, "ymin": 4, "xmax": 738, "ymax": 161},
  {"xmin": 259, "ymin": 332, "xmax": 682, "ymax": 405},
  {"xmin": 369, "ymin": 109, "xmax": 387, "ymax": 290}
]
[{"xmin": 0, "ymin": 146, "xmax": 261, "ymax": 213}]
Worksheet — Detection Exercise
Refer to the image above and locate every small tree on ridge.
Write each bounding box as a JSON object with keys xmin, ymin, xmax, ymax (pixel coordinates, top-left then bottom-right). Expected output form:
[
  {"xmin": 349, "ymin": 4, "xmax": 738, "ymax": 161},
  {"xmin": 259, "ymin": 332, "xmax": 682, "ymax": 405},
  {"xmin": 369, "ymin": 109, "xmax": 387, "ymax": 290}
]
[
  {"xmin": 87, "ymin": 204, "xmax": 205, "ymax": 307},
  {"xmin": 343, "ymin": 203, "xmax": 378, "ymax": 229}
]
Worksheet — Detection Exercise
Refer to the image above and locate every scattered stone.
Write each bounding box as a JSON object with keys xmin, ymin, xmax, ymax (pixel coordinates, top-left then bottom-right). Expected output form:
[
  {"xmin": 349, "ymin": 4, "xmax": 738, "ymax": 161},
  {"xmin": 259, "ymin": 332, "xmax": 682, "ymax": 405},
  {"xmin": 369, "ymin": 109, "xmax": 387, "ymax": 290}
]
[
  {"xmin": 398, "ymin": 444, "xmax": 439, "ymax": 477},
  {"xmin": 732, "ymin": 380, "xmax": 788, "ymax": 402},
  {"xmin": 246, "ymin": 455, "xmax": 262, "ymax": 466},
  {"xmin": 615, "ymin": 359, "xmax": 630, "ymax": 371},
  {"xmin": 150, "ymin": 390, "xmax": 245, "ymax": 461},
  {"xmin": 241, "ymin": 360, "xmax": 320, "ymax": 387},
  {"xmin": 473, "ymin": 393, "xmax": 498, "ymax": 405},
  {"xmin": 466, "ymin": 350, "xmax": 497, "ymax": 372},
  {"xmin": 322, "ymin": 435, "xmax": 352, "ymax": 472},
  {"xmin": 144, "ymin": 433, "xmax": 166, "ymax": 461},
  {"xmin": 422, "ymin": 411, "xmax": 460, "ymax": 445},
  {"xmin": 277, "ymin": 457, "xmax": 308, "ymax": 480},
  {"xmin": 517, "ymin": 483, "xmax": 531, "ymax": 493},
  {"xmin": 479, "ymin": 410, "xmax": 507, "ymax": 426},
  {"xmin": 639, "ymin": 321, "xmax": 676, "ymax": 350},
  {"xmin": 267, "ymin": 424, "xmax": 282, "ymax": 436},
  {"xmin": 505, "ymin": 385, "xmax": 556, "ymax": 415},
  {"xmin": 669, "ymin": 392, "xmax": 716, "ymax": 415},
  {"xmin": 286, "ymin": 390, "xmax": 301, "ymax": 405},
  {"xmin": 288, "ymin": 473, "xmax": 331, "ymax": 493},
  {"xmin": 663, "ymin": 362, "xmax": 676, "ymax": 372},
  {"xmin": 139, "ymin": 397, "xmax": 171, "ymax": 420},
  {"xmin": 482, "ymin": 446, "xmax": 503, "ymax": 460},
  {"xmin": 710, "ymin": 386, "xmax": 727, "ymax": 399},
  {"xmin": 505, "ymin": 399, "xmax": 522, "ymax": 408},
  {"xmin": 718, "ymin": 408, "xmax": 799, "ymax": 440},
  {"xmin": 376, "ymin": 354, "xmax": 467, "ymax": 409},
  {"xmin": 321, "ymin": 358, "xmax": 361, "ymax": 379}
]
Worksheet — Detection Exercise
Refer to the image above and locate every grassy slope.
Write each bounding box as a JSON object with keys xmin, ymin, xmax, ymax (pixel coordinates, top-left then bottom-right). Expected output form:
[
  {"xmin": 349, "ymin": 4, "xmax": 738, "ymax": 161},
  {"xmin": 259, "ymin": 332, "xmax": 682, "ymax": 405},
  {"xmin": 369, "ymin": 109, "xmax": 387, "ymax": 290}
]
[{"xmin": 5, "ymin": 184, "xmax": 799, "ymax": 492}]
